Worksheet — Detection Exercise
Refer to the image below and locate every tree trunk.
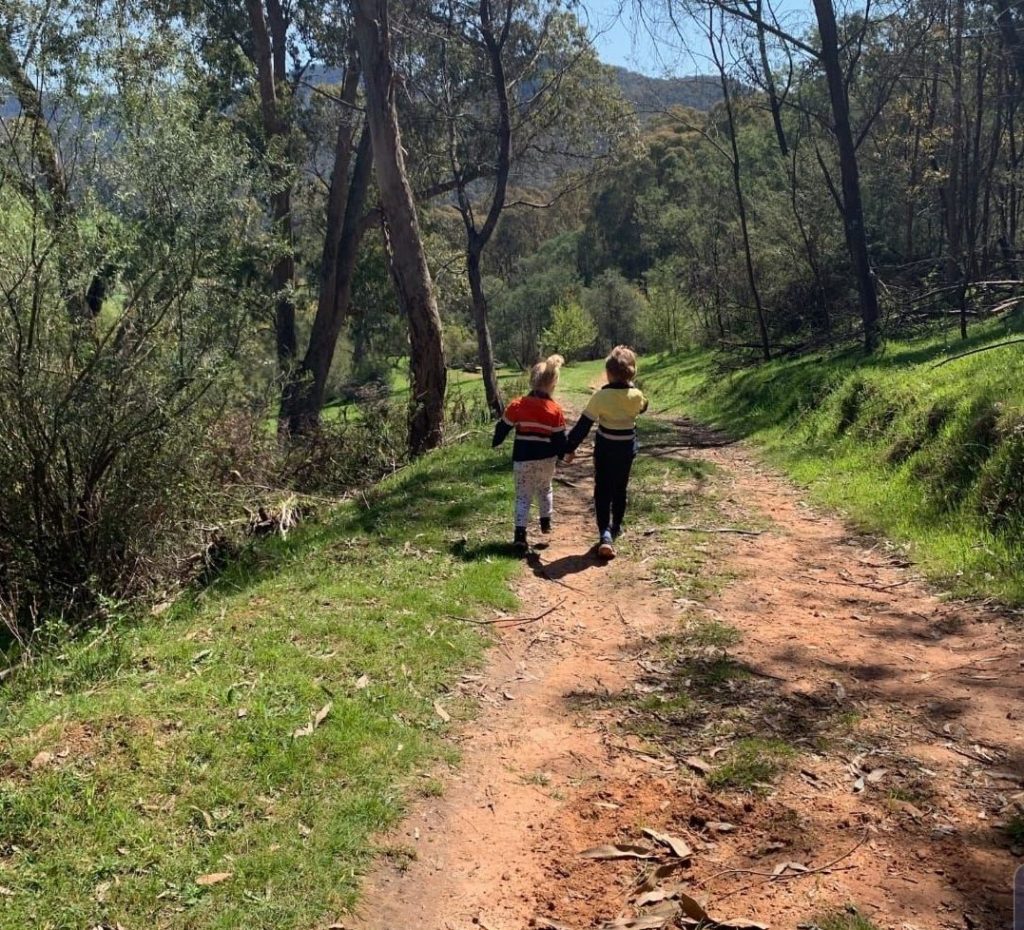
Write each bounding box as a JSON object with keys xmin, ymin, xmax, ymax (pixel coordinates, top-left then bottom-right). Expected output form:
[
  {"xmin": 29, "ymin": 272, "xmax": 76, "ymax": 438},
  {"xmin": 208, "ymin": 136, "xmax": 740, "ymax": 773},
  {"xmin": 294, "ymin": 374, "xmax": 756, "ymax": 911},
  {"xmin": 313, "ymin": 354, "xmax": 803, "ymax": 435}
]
[
  {"xmin": 993, "ymin": 0, "xmax": 1024, "ymax": 86},
  {"xmin": 754, "ymin": 0, "xmax": 789, "ymax": 157},
  {"xmin": 285, "ymin": 126, "xmax": 374, "ymax": 432},
  {"xmin": 467, "ymin": 246, "xmax": 503, "ymax": 415},
  {"xmin": 280, "ymin": 55, "xmax": 371, "ymax": 433},
  {"xmin": 811, "ymin": 0, "xmax": 881, "ymax": 353},
  {"xmin": 445, "ymin": 0, "xmax": 511, "ymax": 418},
  {"xmin": 0, "ymin": 32, "xmax": 104, "ymax": 319},
  {"xmin": 245, "ymin": 0, "xmax": 299, "ymax": 434},
  {"xmin": 353, "ymin": 0, "xmax": 446, "ymax": 454},
  {"xmin": 713, "ymin": 18, "xmax": 770, "ymax": 361}
]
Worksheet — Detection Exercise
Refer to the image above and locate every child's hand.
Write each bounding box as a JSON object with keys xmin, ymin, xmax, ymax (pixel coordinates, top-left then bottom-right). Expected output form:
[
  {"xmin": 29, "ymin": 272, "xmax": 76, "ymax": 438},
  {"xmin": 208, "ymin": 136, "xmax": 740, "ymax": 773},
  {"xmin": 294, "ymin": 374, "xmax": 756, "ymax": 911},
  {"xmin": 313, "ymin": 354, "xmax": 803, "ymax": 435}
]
[{"xmin": 563, "ymin": 452, "xmax": 575, "ymax": 465}]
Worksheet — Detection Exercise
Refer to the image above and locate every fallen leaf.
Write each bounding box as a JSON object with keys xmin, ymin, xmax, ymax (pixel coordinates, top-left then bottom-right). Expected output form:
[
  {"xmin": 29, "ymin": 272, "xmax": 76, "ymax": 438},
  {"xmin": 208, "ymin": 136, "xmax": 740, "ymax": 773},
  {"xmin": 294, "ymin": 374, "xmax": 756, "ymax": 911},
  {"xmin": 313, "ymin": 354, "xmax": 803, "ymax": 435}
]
[
  {"xmin": 434, "ymin": 701, "xmax": 451, "ymax": 723},
  {"xmin": 634, "ymin": 861, "xmax": 685, "ymax": 894},
  {"xmin": 683, "ymin": 756, "xmax": 712, "ymax": 775},
  {"xmin": 236, "ymin": 708, "xmax": 248, "ymax": 719},
  {"xmin": 772, "ymin": 861, "xmax": 808, "ymax": 877},
  {"xmin": 0, "ymin": 886, "xmax": 13, "ymax": 897},
  {"xmin": 580, "ymin": 843, "xmax": 657, "ymax": 860},
  {"xmin": 192, "ymin": 648, "xmax": 212, "ymax": 664},
  {"xmin": 601, "ymin": 918, "xmax": 671, "ymax": 930},
  {"xmin": 30, "ymin": 750, "xmax": 53, "ymax": 769},
  {"xmin": 706, "ymin": 821, "xmax": 737, "ymax": 833},
  {"xmin": 94, "ymin": 881, "xmax": 111, "ymax": 903},
  {"xmin": 195, "ymin": 872, "xmax": 232, "ymax": 886},
  {"xmin": 677, "ymin": 891, "xmax": 710, "ymax": 922},
  {"xmin": 716, "ymin": 920, "xmax": 769, "ymax": 929},
  {"xmin": 294, "ymin": 702, "xmax": 332, "ymax": 738},
  {"xmin": 641, "ymin": 828, "xmax": 693, "ymax": 859},
  {"xmin": 866, "ymin": 768, "xmax": 887, "ymax": 783},
  {"xmin": 635, "ymin": 888, "xmax": 675, "ymax": 907},
  {"xmin": 830, "ymin": 679, "xmax": 846, "ymax": 704},
  {"xmin": 852, "ymin": 776, "xmax": 865, "ymax": 793},
  {"xmin": 355, "ymin": 674, "xmax": 370, "ymax": 690}
]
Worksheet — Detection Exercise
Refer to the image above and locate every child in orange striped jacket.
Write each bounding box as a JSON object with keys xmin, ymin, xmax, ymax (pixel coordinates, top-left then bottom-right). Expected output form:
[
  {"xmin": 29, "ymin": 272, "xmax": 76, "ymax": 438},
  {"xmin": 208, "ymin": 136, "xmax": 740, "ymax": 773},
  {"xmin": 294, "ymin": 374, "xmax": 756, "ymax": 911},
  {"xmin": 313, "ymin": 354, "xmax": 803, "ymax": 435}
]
[{"xmin": 492, "ymin": 355, "xmax": 567, "ymax": 553}]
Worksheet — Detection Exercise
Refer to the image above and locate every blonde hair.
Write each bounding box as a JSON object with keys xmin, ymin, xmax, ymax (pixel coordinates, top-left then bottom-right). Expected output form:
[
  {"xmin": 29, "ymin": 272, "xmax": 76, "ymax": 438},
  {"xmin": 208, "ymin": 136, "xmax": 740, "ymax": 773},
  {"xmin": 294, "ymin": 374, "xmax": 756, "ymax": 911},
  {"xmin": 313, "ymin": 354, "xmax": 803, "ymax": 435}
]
[
  {"xmin": 605, "ymin": 345, "xmax": 637, "ymax": 383},
  {"xmin": 529, "ymin": 354, "xmax": 564, "ymax": 393}
]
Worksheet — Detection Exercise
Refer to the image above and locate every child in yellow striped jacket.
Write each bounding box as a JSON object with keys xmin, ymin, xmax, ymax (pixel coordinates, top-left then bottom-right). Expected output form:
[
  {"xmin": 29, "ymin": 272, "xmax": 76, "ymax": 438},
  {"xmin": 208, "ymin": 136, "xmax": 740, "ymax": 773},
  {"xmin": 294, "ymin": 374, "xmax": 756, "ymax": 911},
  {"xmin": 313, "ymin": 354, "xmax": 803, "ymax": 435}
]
[{"xmin": 564, "ymin": 346, "xmax": 648, "ymax": 559}]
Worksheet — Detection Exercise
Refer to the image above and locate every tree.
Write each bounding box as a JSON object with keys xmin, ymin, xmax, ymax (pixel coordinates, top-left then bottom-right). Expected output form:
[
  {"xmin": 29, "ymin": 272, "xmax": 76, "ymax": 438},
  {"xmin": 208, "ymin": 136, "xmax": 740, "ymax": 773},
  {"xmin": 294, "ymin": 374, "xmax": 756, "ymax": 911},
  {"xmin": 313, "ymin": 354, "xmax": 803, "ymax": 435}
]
[
  {"xmin": 352, "ymin": 0, "xmax": 447, "ymax": 454},
  {"xmin": 641, "ymin": 0, "xmax": 883, "ymax": 352},
  {"xmin": 584, "ymin": 269, "xmax": 644, "ymax": 352},
  {"xmin": 542, "ymin": 297, "xmax": 598, "ymax": 360}
]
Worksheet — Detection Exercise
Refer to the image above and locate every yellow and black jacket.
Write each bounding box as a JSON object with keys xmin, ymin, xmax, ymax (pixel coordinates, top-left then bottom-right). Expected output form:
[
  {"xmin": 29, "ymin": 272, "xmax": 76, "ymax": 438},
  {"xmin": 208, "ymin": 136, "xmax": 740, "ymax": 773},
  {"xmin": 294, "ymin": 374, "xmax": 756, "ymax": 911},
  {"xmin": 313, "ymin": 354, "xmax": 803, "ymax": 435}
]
[{"xmin": 566, "ymin": 382, "xmax": 648, "ymax": 454}]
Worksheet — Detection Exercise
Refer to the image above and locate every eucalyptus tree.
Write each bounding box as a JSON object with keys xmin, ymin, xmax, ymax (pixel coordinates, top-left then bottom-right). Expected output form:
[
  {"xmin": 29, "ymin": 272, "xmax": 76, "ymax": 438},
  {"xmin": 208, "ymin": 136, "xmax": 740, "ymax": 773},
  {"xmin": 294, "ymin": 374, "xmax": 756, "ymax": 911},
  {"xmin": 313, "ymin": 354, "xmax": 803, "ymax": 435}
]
[
  {"xmin": 413, "ymin": 0, "xmax": 636, "ymax": 414},
  {"xmin": 352, "ymin": 0, "xmax": 447, "ymax": 453},
  {"xmin": 637, "ymin": 0, "xmax": 886, "ymax": 351}
]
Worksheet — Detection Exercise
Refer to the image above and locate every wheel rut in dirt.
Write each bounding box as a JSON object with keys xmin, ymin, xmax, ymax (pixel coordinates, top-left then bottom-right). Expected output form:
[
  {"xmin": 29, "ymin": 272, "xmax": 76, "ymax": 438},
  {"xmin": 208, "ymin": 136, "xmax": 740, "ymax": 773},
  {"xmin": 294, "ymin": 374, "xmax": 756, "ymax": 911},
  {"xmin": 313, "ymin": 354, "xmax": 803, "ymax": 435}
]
[{"xmin": 348, "ymin": 416, "xmax": 1023, "ymax": 930}]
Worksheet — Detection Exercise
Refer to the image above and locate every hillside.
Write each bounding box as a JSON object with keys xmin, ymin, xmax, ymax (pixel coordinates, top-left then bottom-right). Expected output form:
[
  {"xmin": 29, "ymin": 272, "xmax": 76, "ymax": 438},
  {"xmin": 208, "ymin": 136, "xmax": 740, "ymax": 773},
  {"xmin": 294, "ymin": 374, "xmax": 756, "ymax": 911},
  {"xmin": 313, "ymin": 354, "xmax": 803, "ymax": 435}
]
[
  {"xmin": 609, "ymin": 65, "xmax": 722, "ymax": 112},
  {"xmin": 562, "ymin": 318, "xmax": 1024, "ymax": 602}
]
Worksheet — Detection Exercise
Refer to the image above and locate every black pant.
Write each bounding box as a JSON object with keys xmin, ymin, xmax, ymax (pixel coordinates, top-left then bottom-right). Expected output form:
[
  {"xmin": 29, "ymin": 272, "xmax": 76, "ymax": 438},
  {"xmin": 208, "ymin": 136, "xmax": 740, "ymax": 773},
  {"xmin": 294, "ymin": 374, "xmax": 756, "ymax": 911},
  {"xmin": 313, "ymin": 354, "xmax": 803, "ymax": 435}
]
[{"xmin": 593, "ymin": 436, "xmax": 635, "ymax": 535}]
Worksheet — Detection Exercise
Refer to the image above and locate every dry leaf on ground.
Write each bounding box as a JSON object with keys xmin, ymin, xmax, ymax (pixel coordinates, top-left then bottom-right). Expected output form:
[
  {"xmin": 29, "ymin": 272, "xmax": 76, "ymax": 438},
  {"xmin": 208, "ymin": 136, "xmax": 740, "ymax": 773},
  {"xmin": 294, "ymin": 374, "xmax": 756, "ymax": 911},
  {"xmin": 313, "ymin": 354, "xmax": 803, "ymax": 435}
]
[
  {"xmin": 195, "ymin": 872, "xmax": 232, "ymax": 886},
  {"xmin": 293, "ymin": 702, "xmax": 332, "ymax": 738},
  {"xmin": 580, "ymin": 842, "xmax": 657, "ymax": 860},
  {"xmin": 641, "ymin": 828, "xmax": 693, "ymax": 859}
]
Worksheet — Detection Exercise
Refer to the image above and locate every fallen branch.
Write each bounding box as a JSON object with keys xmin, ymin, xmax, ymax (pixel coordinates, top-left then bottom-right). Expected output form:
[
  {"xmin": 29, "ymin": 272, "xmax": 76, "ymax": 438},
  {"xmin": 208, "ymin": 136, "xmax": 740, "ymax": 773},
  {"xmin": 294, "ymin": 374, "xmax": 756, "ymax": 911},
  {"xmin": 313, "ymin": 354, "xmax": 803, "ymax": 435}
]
[
  {"xmin": 448, "ymin": 599, "xmax": 565, "ymax": 627},
  {"xmin": 703, "ymin": 831, "xmax": 869, "ymax": 896},
  {"xmin": 930, "ymin": 337, "xmax": 1024, "ymax": 369},
  {"xmin": 643, "ymin": 525, "xmax": 764, "ymax": 537}
]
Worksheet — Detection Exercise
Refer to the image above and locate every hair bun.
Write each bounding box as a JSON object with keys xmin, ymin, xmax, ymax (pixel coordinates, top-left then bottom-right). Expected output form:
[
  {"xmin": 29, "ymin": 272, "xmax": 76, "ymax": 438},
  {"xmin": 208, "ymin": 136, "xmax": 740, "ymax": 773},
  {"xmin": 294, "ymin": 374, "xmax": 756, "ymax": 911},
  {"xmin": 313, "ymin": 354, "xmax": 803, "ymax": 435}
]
[{"xmin": 547, "ymin": 354, "xmax": 565, "ymax": 370}]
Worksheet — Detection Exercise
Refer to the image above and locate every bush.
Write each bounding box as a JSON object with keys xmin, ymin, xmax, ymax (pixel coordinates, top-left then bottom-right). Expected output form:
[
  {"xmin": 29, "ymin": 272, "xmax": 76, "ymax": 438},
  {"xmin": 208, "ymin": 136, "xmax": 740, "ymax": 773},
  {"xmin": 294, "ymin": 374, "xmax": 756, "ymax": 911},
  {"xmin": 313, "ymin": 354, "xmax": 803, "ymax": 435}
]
[{"xmin": 0, "ymin": 90, "xmax": 271, "ymax": 639}]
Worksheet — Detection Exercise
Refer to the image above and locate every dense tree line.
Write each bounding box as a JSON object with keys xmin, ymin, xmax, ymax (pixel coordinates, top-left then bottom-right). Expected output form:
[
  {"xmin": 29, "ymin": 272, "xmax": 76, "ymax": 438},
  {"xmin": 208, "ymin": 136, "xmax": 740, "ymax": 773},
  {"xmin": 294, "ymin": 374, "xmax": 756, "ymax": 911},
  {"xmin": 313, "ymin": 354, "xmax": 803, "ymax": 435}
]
[
  {"xmin": 0, "ymin": 0, "xmax": 629, "ymax": 634},
  {"xmin": 567, "ymin": 0, "xmax": 1024, "ymax": 358}
]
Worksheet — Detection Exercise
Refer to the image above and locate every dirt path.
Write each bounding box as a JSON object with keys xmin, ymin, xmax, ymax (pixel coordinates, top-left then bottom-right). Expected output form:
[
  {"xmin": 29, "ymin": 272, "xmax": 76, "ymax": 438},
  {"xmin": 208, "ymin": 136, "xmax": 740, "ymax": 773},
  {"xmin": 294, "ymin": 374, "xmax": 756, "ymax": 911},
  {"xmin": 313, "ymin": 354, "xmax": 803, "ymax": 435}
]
[{"xmin": 347, "ymin": 417, "xmax": 1023, "ymax": 930}]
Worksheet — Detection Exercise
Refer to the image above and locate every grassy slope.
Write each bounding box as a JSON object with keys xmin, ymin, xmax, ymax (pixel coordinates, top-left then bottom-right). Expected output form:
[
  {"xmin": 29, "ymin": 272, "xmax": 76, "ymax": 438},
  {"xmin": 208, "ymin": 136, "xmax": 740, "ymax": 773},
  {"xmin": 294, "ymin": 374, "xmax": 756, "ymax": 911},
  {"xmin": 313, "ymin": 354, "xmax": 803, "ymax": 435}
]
[
  {"xmin": 0, "ymin": 439, "xmax": 522, "ymax": 929},
  {"xmin": 568, "ymin": 317, "xmax": 1024, "ymax": 602}
]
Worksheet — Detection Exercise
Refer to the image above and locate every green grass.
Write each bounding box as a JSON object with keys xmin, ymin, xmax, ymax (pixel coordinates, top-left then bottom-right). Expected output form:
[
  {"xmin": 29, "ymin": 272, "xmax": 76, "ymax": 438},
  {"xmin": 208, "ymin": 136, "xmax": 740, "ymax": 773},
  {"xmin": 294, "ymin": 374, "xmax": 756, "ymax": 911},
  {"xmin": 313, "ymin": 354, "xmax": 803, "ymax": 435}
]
[
  {"xmin": 319, "ymin": 362, "xmax": 526, "ymax": 425},
  {"xmin": 705, "ymin": 737, "xmax": 798, "ymax": 791},
  {"xmin": 582, "ymin": 315, "xmax": 1024, "ymax": 602},
  {"xmin": 815, "ymin": 907, "xmax": 881, "ymax": 930},
  {"xmin": 0, "ymin": 438, "xmax": 524, "ymax": 929},
  {"xmin": 1004, "ymin": 811, "xmax": 1024, "ymax": 845}
]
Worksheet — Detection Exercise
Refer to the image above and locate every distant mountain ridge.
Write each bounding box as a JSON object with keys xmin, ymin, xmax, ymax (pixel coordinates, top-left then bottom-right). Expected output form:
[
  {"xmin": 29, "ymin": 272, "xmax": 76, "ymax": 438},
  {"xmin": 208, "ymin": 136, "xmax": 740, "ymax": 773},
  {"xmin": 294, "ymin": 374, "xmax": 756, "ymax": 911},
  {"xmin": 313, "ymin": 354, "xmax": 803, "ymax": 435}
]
[
  {"xmin": 1, "ymin": 62, "xmax": 721, "ymax": 128},
  {"xmin": 610, "ymin": 66, "xmax": 722, "ymax": 113}
]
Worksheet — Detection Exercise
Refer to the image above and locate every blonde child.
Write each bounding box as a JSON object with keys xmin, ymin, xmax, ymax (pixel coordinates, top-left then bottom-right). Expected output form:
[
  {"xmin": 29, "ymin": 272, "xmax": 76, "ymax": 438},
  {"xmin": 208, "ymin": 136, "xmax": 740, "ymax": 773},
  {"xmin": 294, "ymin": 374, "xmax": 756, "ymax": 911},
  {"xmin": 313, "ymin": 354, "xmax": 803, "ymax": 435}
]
[
  {"xmin": 564, "ymin": 346, "xmax": 648, "ymax": 559},
  {"xmin": 492, "ymin": 355, "xmax": 567, "ymax": 553}
]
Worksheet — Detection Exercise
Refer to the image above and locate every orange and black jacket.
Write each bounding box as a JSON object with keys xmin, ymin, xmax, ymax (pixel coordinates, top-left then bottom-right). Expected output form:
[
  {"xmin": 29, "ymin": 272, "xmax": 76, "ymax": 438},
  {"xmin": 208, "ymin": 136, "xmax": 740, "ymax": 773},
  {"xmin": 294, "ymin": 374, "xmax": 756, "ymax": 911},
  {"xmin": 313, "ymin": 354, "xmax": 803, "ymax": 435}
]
[{"xmin": 492, "ymin": 391, "xmax": 568, "ymax": 462}]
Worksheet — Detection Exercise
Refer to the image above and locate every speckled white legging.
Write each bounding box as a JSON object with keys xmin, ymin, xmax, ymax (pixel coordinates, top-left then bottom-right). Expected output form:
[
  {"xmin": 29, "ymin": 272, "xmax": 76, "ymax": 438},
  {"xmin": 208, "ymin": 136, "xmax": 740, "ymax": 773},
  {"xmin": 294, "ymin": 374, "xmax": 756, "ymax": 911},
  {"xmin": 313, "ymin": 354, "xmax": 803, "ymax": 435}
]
[{"xmin": 513, "ymin": 458, "xmax": 556, "ymax": 527}]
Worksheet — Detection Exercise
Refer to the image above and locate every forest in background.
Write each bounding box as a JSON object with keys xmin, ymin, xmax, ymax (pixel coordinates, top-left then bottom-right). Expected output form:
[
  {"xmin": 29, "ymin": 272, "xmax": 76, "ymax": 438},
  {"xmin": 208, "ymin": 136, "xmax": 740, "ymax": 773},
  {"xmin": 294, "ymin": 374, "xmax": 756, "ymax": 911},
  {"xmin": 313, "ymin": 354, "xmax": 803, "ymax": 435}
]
[{"xmin": 3, "ymin": 0, "xmax": 1024, "ymax": 644}]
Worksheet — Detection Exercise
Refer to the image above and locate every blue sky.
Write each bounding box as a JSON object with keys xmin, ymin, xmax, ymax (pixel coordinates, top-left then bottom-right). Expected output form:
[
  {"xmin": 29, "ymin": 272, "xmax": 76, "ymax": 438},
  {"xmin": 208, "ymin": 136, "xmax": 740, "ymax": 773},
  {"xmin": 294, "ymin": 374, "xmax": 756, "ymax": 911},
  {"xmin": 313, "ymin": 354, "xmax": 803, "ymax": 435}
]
[{"xmin": 582, "ymin": 0, "xmax": 813, "ymax": 77}]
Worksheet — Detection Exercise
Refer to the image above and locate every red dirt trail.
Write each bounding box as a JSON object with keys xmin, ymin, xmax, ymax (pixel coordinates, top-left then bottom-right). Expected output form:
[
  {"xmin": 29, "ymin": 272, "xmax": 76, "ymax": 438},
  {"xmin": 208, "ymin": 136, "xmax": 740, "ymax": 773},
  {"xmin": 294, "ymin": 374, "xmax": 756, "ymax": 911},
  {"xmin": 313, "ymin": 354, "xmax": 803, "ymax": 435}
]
[{"xmin": 346, "ymin": 416, "xmax": 1023, "ymax": 930}]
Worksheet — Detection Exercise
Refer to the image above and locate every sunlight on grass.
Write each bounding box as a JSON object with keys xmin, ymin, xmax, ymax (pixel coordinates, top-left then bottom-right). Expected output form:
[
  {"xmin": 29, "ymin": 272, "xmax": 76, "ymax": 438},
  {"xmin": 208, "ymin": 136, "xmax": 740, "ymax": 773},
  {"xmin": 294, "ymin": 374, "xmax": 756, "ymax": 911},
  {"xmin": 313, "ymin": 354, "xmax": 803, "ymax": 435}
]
[
  {"xmin": 635, "ymin": 317, "xmax": 1024, "ymax": 601},
  {"xmin": 0, "ymin": 439, "xmax": 521, "ymax": 929}
]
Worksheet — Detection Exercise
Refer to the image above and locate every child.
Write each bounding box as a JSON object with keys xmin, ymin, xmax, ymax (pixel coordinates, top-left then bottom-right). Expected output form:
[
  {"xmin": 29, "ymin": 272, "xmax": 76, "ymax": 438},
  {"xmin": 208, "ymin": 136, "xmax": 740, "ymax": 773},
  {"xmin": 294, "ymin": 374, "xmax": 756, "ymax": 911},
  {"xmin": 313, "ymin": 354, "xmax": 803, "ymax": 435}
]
[
  {"xmin": 492, "ymin": 355, "xmax": 567, "ymax": 553},
  {"xmin": 564, "ymin": 346, "xmax": 648, "ymax": 559}
]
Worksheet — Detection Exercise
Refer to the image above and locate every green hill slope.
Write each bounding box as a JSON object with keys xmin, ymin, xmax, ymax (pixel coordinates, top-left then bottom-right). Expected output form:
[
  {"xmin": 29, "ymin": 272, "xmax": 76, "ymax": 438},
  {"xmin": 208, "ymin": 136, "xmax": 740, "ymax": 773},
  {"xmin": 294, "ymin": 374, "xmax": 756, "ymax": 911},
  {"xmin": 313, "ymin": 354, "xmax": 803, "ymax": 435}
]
[{"xmin": 566, "ymin": 320, "xmax": 1024, "ymax": 602}]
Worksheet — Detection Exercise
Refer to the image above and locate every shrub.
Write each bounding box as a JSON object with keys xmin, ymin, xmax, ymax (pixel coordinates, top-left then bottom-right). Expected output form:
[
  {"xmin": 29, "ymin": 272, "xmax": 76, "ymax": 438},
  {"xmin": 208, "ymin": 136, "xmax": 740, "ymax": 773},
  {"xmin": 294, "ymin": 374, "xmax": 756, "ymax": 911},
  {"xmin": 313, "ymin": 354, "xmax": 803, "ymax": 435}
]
[{"xmin": 0, "ymin": 89, "xmax": 271, "ymax": 639}]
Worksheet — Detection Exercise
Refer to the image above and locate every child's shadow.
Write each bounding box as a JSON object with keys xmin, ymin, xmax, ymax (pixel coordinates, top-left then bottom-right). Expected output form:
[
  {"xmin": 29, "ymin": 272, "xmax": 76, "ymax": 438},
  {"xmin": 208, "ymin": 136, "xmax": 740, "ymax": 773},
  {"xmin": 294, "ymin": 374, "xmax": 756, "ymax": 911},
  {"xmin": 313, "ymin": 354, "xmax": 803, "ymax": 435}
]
[{"xmin": 529, "ymin": 549, "xmax": 604, "ymax": 582}]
